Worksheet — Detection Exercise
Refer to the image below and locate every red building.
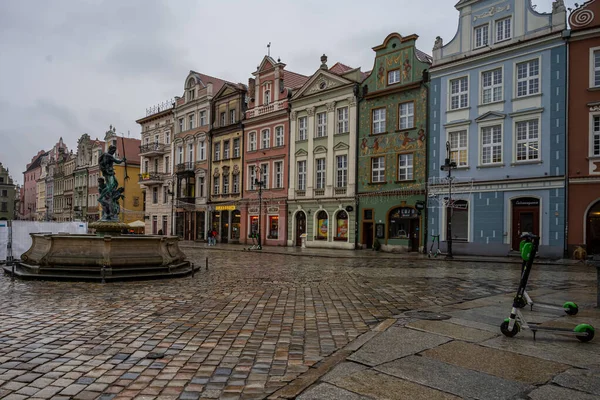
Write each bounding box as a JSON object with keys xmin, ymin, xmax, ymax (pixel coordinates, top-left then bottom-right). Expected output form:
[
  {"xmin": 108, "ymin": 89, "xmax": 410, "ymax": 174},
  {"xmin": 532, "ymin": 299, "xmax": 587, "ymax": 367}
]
[
  {"xmin": 240, "ymin": 56, "xmax": 308, "ymax": 246},
  {"xmin": 567, "ymin": 0, "xmax": 600, "ymax": 255}
]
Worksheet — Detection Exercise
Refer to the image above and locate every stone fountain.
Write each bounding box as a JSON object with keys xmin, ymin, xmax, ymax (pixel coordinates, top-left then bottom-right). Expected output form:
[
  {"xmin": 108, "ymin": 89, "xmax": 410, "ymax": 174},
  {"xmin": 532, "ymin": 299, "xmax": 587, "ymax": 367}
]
[{"xmin": 4, "ymin": 135, "xmax": 196, "ymax": 281}]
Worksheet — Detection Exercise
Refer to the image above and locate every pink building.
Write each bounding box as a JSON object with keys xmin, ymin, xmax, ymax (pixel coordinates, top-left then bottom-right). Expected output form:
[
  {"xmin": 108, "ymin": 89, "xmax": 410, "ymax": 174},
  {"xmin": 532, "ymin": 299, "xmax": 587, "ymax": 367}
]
[
  {"xmin": 22, "ymin": 150, "xmax": 47, "ymax": 220},
  {"xmin": 240, "ymin": 56, "xmax": 308, "ymax": 246}
]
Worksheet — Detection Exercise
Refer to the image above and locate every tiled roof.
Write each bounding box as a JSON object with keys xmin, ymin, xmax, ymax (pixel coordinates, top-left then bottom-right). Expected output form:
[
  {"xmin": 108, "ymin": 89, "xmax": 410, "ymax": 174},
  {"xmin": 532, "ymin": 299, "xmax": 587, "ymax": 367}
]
[
  {"xmin": 362, "ymin": 71, "xmax": 372, "ymax": 81},
  {"xmin": 25, "ymin": 152, "xmax": 48, "ymax": 173},
  {"xmin": 416, "ymin": 49, "xmax": 433, "ymax": 64},
  {"xmin": 115, "ymin": 137, "xmax": 141, "ymax": 166},
  {"xmin": 329, "ymin": 62, "xmax": 353, "ymax": 75},
  {"xmin": 189, "ymin": 71, "xmax": 234, "ymax": 94},
  {"xmin": 283, "ymin": 70, "xmax": 309, "ymax": 89}
]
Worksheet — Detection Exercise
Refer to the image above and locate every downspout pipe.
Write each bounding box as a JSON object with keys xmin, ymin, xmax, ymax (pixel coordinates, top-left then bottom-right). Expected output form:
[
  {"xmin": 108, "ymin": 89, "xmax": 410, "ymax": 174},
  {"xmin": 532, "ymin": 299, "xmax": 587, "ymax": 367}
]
[
  {"xmin": 422, "ymin": 69, "xmax": 430, "ymax": 254},
  {"xmin": 563, "ymin": 29, "xmax": 570, "ymax": 258},
  {"xmin": 353, "ymin": 83, "xmax": 363, "ymax": 250}
]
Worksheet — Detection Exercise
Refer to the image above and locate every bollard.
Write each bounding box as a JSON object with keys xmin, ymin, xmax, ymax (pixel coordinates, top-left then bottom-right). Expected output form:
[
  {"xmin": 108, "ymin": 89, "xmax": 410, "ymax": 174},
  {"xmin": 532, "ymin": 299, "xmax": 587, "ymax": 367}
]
[
  {"xmin": 11, "ymin": 263, "xmax": 15, "ymax": 281},
  {"xmin": 191, "ymin": 263, "xmax": 195, "ymax": 278},
  {"xmin": 206, "ymin": 256, "xmax": 208, "ymax": 270}
]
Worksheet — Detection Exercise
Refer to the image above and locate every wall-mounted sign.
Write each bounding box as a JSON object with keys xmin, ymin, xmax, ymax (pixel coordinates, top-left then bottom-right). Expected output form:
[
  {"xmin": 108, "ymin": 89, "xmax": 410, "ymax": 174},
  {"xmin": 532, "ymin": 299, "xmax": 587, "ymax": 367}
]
[
  {"xmin": 345, "ymin": 206, "xmax": 354, "ymax": 212},
  {"xmin": 376, "ymin": 223, "xmax": 385, "ymax": 239},
  {"xmin": 514, "ymin": 199, "xmax": 539, "ymax": 207},
  {"xmin": 267, "ymin": 206, "xmax": 279, "ymax": 213},
  {"xmin": 216, "ymin": 205, "xmax": 236, "ymax": 211},
  {"xmin": 249, "ymin": 207, "xmax": 259, "ymax": 214}
]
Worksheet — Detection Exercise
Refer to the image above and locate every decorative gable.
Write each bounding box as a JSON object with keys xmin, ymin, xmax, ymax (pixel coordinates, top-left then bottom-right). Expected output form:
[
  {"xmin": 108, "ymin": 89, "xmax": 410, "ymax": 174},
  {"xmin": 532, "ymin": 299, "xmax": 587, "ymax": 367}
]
[
  {"xmin": 314, "ymin": 145, "xmax": 327, "ymax": 154},
  {"xmin": 333, "ymin": 142, "xmax": 350, "ymax": 151},
  {"xmin": 475, "ymin": 111, "xmax": 506, "ymax": 122},
  {"xmin": 295, "ymin": 149, "xmax": 308, "ymax": 157},
  {"xmin": 292, "ymin": 71, "xmax": 349, "ymax": 100}
]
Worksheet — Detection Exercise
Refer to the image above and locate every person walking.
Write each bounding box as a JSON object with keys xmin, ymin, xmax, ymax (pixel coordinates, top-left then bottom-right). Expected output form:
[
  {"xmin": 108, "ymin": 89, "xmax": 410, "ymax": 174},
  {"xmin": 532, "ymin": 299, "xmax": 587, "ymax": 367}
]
[
  {"xmin": 211, "ymin": 228, "xmax": 218, "ymax": 246},
  {"xmin": 206, "ymin": 229, "xmax": 213, "ymax": 246}
]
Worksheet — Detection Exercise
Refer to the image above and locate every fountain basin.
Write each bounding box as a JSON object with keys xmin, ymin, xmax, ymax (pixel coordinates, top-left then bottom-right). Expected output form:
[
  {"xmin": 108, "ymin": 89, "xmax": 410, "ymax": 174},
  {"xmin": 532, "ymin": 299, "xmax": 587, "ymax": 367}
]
[{"xmin": 3, "ymin": 233, "xmax": 198, "ymax": 281}]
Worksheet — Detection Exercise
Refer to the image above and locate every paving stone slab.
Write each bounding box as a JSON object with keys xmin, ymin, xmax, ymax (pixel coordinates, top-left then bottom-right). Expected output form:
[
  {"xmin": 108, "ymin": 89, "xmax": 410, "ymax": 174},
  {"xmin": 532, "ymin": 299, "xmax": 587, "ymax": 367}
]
[
  {"xmin": 321, "ymin": 362, "xmax": 368, "ymax": 385},
  {"xmin": 422, "ymin": 341, "xmax": 569, "ymax": 384},
  {"xmin": 527, "ymin": 384, "xmax": 599, "ymax": 400},
  {"xmin": 552, "ymin": 368, "xmax": 600, "ymax": 396},
  {"xmin": 347, "ymin": 327, "xmax": 451, "ymax": 366},
  {"xmin": 296, "ymin": 382, "xmax": 370, "ymax": 400},
  {"xmin": 333, "ymin": 369, "xmax": 460, "ymax": 400},
  {"xmin": 376, "ymin": 355, "xmax": 531, "ymax": 400},
  {"xmin": 447, "ymin": 305, "xmax": 558, "ymax": 327},
  {"xmin": 407, "ymin": 319, "xmax": 497, "ymax": 342}
]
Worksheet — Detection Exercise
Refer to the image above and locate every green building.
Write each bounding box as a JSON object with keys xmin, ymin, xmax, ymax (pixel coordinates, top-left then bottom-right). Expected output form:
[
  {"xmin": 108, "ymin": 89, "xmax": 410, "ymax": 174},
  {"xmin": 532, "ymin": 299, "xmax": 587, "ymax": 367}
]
[
  {"xmin": 0, "ymin": 162, "xmax": 17, "ymax": 220},
  {"xmin": 357, "ymin": 33, "xmax": 431, "ymax": 252}
]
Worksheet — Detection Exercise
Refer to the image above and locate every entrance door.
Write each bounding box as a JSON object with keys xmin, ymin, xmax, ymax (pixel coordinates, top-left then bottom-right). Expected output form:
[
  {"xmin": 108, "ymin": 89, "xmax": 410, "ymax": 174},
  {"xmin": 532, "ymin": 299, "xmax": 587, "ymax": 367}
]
[
  {"xmin": 409, "ymin": 219, "xmax": 419, "ymax": 252},
  {"xmin": 221, "ymin": 210, "xmax": 229, "ymax": 244},
  {"xmin": 363, "ymin": 222, "xmax": 374, "ymax": 249},
  {"xmin": 586, "ymin": 201, "xmax": 600, "ymax": 254},
  {"xmin": 511, "ymin": 198, "xmax": 540, "ymax": 250},
  {"xmin": 295, "ymin": 212, "xmax": 306, "ymax": 246}
]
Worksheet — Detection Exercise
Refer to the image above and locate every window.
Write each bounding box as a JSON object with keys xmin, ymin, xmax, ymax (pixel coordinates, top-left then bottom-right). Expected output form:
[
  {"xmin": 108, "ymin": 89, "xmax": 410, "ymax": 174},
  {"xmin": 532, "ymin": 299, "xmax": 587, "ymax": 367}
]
[
  {"xmin": 199, "ymin": 141, "xmax": 206, "ymax": 161},
  {"xmin": 163, "ymin": 186, "xmax": 168, "ymax": 204},
  {"xmin": 233, "ymin": 174, "xmax": 239, "ymax": 193},
  {"xmin": 449, "ymin": 130, "xmax": 468, "ymax": 167},
  {"xmin": 371, "ymin": 156, "xmax": 385, "ymax": 183},
  {"xmin": 316, "ymin": 210, "xmax": 328, "ymax": 240},
  {"xmin": 165, "ymin": 156, "xmax": 170, "ymax": 173},
  {"xmin": 213, "ymin": 176, "xmax": 220, "ymax": 195},
  {"xmin": 249, "ymin": 132, "xmax": 257, "ymax": 151},
  {"xmin": 593, "ymin": 50, "xmax": 600, "ymax": 88},
  {"xmin": 223, "ymin": 174, "xmax": 229, "ymax": 194},
  {"xmin": 152, "ymin": 215, "xmax": 158, "ymax": 234},
  {"xmin": 177, "ymin": 146, "xmax": 183, "ymax": 164},
  {"xmin": 372, "ymin": 108, "xmax": 386, "ymax": 134},
  {"xmin": 399, "ymin": 102, "xmax": 414, "ymax": 130},
  {"xmin": 165, "ymin": 132, "xmax": 170, "ymax": 144},
  {"xmin": 516, "ymin": 59, "xmax": 539, "ymax": 97},
  {"xmin": 233, "ymin": 138, "xmax": 240, "ymax": 158},
  {"xmin": 482, "ymin": 68, "xmax": 503, "ymax": 104},
  {"xmin": 298, "ymin": 117, "xmax": 307, "ymax": 140},
  {"xmin": 230, "ymin": 109, "xmax": 236, "ymax": 124},
  {"xmin": 264, "ymin": 89, "xmax": 271, "ymax": 105},
  {"xmin": 593, "ymin": 116, "xmax": 600, "ymax": 156},
  {"xmin": 335, "ymin": 211, "xmax": 348, "ymax": 241},
  {"xmin": 481, "ymin": 125, "xmax": 502, "ymax": 164},
  {"xmin": 268, "ymin": 216, "xmax": 279, "ymax": 239},
  {"xmin": 188, "ymin": 114, "xmax": 195, "ymax": 130},
  {"xmin": 297, "ymin": 161, "xmax": 306, "ymax": 190},
  {"xmin": 496, "ymin": 18, "xmax": 511, "ymax": 42},
  {"xmin": 144, "ymin": 160, "xmax": 149, "ymax": 173},
  {"xmin": 249, "ymin": 166, "xmax": 256, "ymax": 190},
  {"xmin": 315, "ymin": 158, "xmax": 326, "ymax": 189},
  {"xmin": 179, "ymin": 118, "xmax": 184, "ymax": 132},
  {"xmin": 261, "ymin": 163, "xmax": 269, "ymax": 189},
  {"xmin": 275, "ymin": 126, "xmax": 284, "ymax": 147},
  {"xmin": 214, "ymin": 142, "xmax": 220, "ymax": 161},
  {"xmin": 261, "ymin": 129, "xmax": 270, "ymax": 149},
  {"xmin": 188, "ymin": 143, "xmax": 193, "ymax": 162},
  {"xmin": 447, "ymin": 200, "xmax": 469, "ymax": 241},
  {"xmin": 200, "ymin": 111, "xmax": 207, "ymax": 126},
  {"xmin": 154, "ymin": 158, "xmax": 159, "ymax": 172},
  {"xmin": 152, "ymin": 187, "xmax": 158, "ymax": 204},
  {"xmin": 316, "ymin": 112, "xmax": 327, "ymax": 137},
  {"xmin": 450, "ymin": 77, "xmax": 468, "ymax": 110},
  {"xmin": 388, "ymin": 70, "xmax": 400, "ymax": 85},
  {"xmin": 337, "ymin": 107, "xmax": 349, "ymax": 133},
  {"xmin": 516, "ymin": 120, "xmax": 540, "ymax": 161},
  {"xmin": 336, "ymin": 155, "xmax": 347, "ymax": 188},
  {"xmin": 274, "ymin": 161, "xmax": 283, "ymax": 188},
  {"xmin": 474, "ymin": 24, "xmax": 489, "ymax": 48},
  {"xmin": 188, "ymin": 89, "xmax": 195, "ymax": 101},
  {"xmin": 398, "ymin": 153, "xmax": 414, "ymax": 180},
  {"xmin": 162, "ymin": 215, "xmax": 168, "ymax": 235},
  {"xmin": 198, "ymin": 177, "xmax": 205, "ymax": 197},
  {"xmin": 154, "ymin": 134, "xmax": 159, "ymax": 144},
  {"xmin": 220, "ymin": 112, "xmax": 226, "ymax": 126},
  {"xmin": 223, "ymin": 140, "xmax": 230, "ymax": 159},
  {"xmin": 388, "ymin": 207, "xmax": 418, "ymax": 239}
]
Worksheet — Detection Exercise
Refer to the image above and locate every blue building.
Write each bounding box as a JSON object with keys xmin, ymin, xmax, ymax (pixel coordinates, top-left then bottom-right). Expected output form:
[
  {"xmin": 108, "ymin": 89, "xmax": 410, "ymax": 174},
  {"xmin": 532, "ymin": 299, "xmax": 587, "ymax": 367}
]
[{"xmin": 428, "ymin": 0, "xmax": 567, "ymax": 257}]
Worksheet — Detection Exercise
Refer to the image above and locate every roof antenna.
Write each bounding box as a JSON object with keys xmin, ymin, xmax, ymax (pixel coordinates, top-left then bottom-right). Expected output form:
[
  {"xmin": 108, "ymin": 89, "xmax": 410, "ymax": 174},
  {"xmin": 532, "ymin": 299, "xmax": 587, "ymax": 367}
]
[{"xmin": 267, "ymin": 42, "xmax": 271, "ymax": 57}]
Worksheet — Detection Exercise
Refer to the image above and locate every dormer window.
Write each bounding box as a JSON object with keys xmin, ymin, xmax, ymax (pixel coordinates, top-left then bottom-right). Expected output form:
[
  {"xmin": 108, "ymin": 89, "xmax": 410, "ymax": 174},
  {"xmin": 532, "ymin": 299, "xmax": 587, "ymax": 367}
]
[
  {"xmin": 220, "ymin": 112, "xmax": 226, "ymax": 126},
  {"xmin": 474, "ymin": 24, "xmax": 489, "ymax": 48},
  {"xmin": 496, "ymin": 18, "xmax": 511, "ymax": 42},
  {"xmin": 264, "ymin": 83, "xmax": 272, "ymax": 105},
  {"xmin": 388, "ymin": 70, "xmax": 400, "ymax": 85},
  {"xmin": 188, "ymin": 90, "xmax": 195, "ymax": 101}
]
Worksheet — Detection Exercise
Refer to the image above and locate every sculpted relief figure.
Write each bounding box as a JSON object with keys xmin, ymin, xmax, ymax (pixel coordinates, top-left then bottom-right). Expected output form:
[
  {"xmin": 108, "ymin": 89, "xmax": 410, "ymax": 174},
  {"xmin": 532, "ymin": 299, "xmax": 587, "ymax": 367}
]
[{"xmin": 98, "ymin": 145, "xmax": 126, "ymax": 221}]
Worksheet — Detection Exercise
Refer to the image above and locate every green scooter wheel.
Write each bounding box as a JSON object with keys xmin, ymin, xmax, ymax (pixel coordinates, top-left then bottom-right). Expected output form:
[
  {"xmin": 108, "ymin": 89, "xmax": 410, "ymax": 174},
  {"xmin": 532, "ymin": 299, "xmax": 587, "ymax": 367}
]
[
  {"xmin": 500, "ymin": 319, "xmax": 520, "ymax": 337},
  {"xmin": 563, "ymin": 302, "xmax": 578, "ymax": 316},
  {"xmin": 574, "ymin": 324, "xmax": 595, "ymax": 343}
]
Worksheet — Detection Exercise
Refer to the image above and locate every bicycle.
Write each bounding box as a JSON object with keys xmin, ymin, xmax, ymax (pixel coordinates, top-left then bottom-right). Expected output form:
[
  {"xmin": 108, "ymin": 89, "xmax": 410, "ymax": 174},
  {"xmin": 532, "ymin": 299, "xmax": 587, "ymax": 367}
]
[{"xmin": 428, "ymin": 234, "xmax": 442, "ymax": 258}]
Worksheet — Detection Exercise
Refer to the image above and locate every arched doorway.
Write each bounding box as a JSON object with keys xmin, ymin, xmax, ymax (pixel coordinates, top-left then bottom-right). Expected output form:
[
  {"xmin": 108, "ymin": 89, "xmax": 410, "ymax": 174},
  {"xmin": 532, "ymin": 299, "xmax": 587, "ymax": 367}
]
[
  {"xmin": 586, "ymin": 201, "xmax": 600, "ymax": 254},
  {"xmin": 295, "ymin": 211, "xmax": 306, "ymax": 246},
  {"xmin": 511, "ymin": 197, "xmax": 540, "ymax": 250}
]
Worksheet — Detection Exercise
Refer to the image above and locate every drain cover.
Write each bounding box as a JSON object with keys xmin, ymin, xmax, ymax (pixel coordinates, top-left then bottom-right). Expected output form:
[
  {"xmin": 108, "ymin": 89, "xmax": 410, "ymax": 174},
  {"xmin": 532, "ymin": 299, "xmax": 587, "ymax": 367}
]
[{"xmin": 404, "ymin": 311, "xmax": 451, "ymax": 321}]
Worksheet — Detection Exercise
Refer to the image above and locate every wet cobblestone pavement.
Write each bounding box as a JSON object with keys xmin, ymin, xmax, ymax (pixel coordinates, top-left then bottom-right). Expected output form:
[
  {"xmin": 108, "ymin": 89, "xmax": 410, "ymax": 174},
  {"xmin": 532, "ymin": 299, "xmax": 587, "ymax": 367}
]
[{"xmin": 0, "ymin": 248, "xmax": 596, "ymax": 399}]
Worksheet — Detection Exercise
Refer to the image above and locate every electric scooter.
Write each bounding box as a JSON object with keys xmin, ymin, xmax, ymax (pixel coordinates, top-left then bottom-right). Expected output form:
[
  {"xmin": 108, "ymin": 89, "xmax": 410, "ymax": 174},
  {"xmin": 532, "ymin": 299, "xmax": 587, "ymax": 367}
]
[{"xmin": 500, "ymin": 233, "xmax": 595, "ymax": 342}]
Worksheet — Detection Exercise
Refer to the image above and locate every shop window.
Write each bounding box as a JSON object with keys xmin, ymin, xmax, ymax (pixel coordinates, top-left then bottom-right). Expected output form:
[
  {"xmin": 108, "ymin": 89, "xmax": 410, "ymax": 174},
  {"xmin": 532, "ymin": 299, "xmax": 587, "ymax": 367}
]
[
  {"xmin": 447, "ymin": 200, "xmax": 469, "ymax": 242},
  {"xmin": 388, "ymin": 207, "xmax": 417, "ymax": 239},
  {"xmin": 316, "ymin": 210, "xmax": 328, "ymax": 240},
  {"xmin": 249, "ymin": 215, "xmax": 258, "ymax": 238},
  {"xmin": 268, "ymin": 216, "xmax": 279, "ymax": 239},
  {"xmin": 232, "ymin": 210, "xmax": 241, "ymax": 240},
  {"xmin": 335, "ymin": 210, "xmax": 349, "ymax": 241}
]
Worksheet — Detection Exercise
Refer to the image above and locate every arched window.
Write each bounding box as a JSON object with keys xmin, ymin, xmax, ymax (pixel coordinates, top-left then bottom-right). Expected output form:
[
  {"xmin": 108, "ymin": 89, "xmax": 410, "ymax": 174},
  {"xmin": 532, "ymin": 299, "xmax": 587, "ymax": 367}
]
[
  {"xmin": 388, "ymin": 207, "xmax": 417, "ymax": 239},
  {"xmin": 335, "ymin": 210, "xmax": 349, "ymax": 241},
  {"xmin": 316, "ymin": 210, "xmax": 328, "ymax": 240}
]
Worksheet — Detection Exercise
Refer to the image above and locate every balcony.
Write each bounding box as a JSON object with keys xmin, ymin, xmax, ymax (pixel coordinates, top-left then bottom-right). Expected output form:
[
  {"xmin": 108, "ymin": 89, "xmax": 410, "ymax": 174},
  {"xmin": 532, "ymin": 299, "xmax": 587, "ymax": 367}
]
[
  {"xmin": 139, "ymin": 172, "xmax": 168, "ymax": 185},
  {"xmin": 176, "ymin": 162, "xmax": 195, "ymax": 175},
  {"xmin": 245, "ymin": 99, "xmax": 286, "ymax": 119},
  {"xmin": 334, "ymin": 187, "xmax": 347, "ymax": 196},
  {"xmin": 139, "ymin": 143, "xmax": 168, "ymax": 156},
  {"xmin": 314, "ymin": 189, "xmax": 325, "ymax": 196}
]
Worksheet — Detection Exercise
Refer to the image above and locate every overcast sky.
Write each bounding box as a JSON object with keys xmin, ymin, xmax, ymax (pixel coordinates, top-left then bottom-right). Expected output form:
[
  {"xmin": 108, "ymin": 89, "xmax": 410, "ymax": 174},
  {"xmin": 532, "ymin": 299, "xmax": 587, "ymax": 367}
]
[{"xmin": 0, "ymin": 0, "xmax": 574, "ymax": 184}]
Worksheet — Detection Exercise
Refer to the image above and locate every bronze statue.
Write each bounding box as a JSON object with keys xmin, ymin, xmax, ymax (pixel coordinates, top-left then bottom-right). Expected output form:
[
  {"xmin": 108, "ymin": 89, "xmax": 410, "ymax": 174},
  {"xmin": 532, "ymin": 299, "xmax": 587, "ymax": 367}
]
[{"xmin": 98, "ymin": 145, "xmax": 126, "ymax": 221}]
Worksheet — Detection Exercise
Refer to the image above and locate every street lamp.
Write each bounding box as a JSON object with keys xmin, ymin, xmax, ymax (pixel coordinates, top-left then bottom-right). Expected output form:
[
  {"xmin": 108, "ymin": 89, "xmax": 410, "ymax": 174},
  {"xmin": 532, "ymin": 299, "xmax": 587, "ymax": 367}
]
[
  {"xmin": 167, "ymin": 180, "xmax": 175, "ymax": 236},
  {"xmin": 440, "ymin": 141, "xmax": 457, "ymax": 259},
  {"xmin": 254, "ymin": 166, "xmax": 266, "ymax": 250}
]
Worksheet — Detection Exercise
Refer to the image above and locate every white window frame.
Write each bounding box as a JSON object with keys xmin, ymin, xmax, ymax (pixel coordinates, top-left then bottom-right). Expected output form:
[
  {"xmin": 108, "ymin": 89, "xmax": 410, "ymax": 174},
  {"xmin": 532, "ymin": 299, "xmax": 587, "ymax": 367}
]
[
  {"xmin": 591, "ymin": 114, "xmax": 600, "ymax": 157},
  {"xmin": 222, "ymin": 174, "xmax": 229, "ymax": 194},
  {"xmin": 199, "ymin": 140, "xmax": 206, "ymax": 161},
  {"xmin": 447, "ymin": 128, "xmax": 469, "ymax": 167},
  {"xmin": 165, "ymin": 131, "xmax": 170, "ymax": 144},
  {"xmin": 315, "ymin": 158, "xmax": 326, "ymax": 189},
  {"xmin": 590, "ymin": 47, "xmax": 600, "ymax": 88},
  {"xmin": 297, "ymin": 160, "xmax": 307, "ymax": 191},
  {"xmin": 188, "ymin": 113, "xmax": 195, "ymax": 130},
  {"xmin": 261, "ymin": 129, "xmax": 270, "ymax": 149},
  {"xmin": 298, "ymin": 116, "xmax": 307, "ymax": 141},
  {"xmin": 232, "ymin": 174, "xmax": 239, "ymax": 194},
  {"xmin": 399, "ymin": 102, "xmax": 414, "ymax": 130},
  {"xmin": 479, "ymin": 123, "xmax": 503, "ymax": 165},
  {"xmin": 223, "ymin": 140, "xmax": 230, "ymax": 159},
  {"xmin": 178, "ymin": 118, "xmax": 184, "ymax": 133},
  {"xmin": 274, "ymin": 161, "xmax": 283, "ymax": 189},
  {"xmin": 514, "ymin": 116, "xmax": 541, "ymax": 163},
  {"xmin": 233, "ymin": 138, "xmax": 240, "ymax": 158},
  {"xmin": 213, "ymin": 176, "xmax": 220, "ymax": 195},
  {"xmin": 474, "ymin": 23, "xmax": 489, "ymax": 49},
  {"xmin": 442, "ymin": 199, "xmax": 470, "ymax": 242},
  {"xmin": 388, "ymin": 70, "xmax": 400, "ymax": 85},
  {"xmin": 275, "ymin": 126, "xmax": 284, "ymax": 147},
  {"xmin": 261, "ymin": 163, "xmax": 269, "ymax": 189},
  {"xmin": 372, "ymin": 108, "xmax": 386, "ymax": 134},
  {"xmin": 337, "ymin": 107, "xmax": 349, "ymax": 134},
  {"xmin": 336, "ymin": 154, "xmax": 347, "ymax": 188},
  {"xmin": 316, "ymin": 112, "xmax": 327, "ymax": 137},
  {"xmin": 214, "ymin": 142, "xmax": 220, "ymax": 161},
  {"xmin": 449, "ymin": 76, "xmax": 469, "ymax": 110},
  {"xmin": 496, "ymin": 17, "xmax": 512, "ymax": 42},
  {"xmin": 371, "ymin": 156, "xmax": 385, "ymax": 183},
  {"xmin": 481, "ymin": 67, "xmax": 503, "ymax": 104},
  {"xmin": 199, "ymin": 110, "xmax": 207, "ymax": 126},
  {"xmin": 248, "ymin": 166, "xmax": 256, "ymax": 190},
  {"xmin": 515, "ymin": 58, "xmax": 540, "ymax": 98},
  {"xmin": 398, "ymin": 153, "xmax": 414, "ymax": 181},
  {"xmin": 220, "ymin": 112, "xmax": 226, "ymax": 126},
  {"xmin": 198, "ymin": 176, "xmax": 205, "ymax": 197},
  {"xmin": 187, "ymin": 143, "xmax": 193, "ymax": 163},
  {"xmin": 230, "ymin": 109, "xmax": 236, "ymax": 124},
  {"xmin": 165, "ymin": 156, "xmax": 170, "ymax": 173},
  {"xmin": 249, "ymin": 132, "xmax": 257, "ymax": 151}
]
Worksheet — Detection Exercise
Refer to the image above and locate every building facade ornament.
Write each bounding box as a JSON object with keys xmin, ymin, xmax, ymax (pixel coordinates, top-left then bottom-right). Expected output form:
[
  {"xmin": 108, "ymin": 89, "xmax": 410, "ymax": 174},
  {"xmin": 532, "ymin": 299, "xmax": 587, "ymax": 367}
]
[
  {"xmin": 473, "ymin": 4, "xmax": 510, "ymax": 22},
  {"xmin": 327, "ymin": 101, "xmax": 336, "ymax": 112},
  {"xmin": 307, "ymin": 107, "xmax": 315, "ymax": 116}
]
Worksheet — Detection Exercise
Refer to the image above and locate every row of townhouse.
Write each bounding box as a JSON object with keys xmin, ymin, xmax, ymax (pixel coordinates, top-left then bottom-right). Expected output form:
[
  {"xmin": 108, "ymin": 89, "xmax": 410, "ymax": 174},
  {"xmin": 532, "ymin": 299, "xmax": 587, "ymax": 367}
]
[{"xmin": 138, "ymin": 0, "xmax": 600, "ymax": 257}]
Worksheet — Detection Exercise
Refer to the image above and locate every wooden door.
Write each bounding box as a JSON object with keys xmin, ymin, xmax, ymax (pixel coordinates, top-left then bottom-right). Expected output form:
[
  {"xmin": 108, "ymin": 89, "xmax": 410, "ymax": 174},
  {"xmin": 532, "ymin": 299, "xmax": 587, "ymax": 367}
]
[
  {"xmin": 363, "ymin": 222, "xmax": 374, "ymax": 249},
  {"xmin": 512, "ymin": 207, "xmax": 539, "ymax": 250},
  {"xmin": 295, "ymin": 212, "xmax": 306, "ymax": 246}
]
